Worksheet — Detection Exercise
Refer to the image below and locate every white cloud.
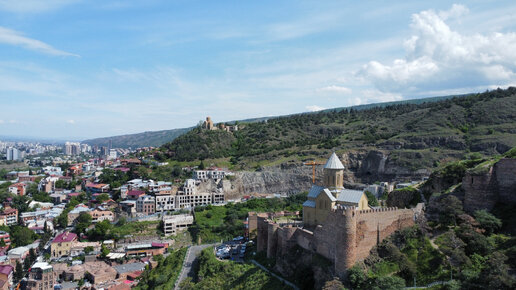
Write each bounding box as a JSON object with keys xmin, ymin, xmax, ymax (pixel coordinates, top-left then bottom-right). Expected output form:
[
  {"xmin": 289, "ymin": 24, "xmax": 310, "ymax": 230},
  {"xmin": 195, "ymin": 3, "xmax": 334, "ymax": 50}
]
[
  {"xmin": 0, "ymin": 26, "xmax": 79, "ymax": 57},
  {"xmin": 0, "ymin": 120, "xmax": 4, "ymax": 124},
  {"xmin": 306, "ymin": 105, "xmax": 325, "ymax": 112},
  {"xmin": 67, "ymin": 119, "xmax": 75, "ymax": 124},
  {"xmin": 0, "ymin": 0, "xmax": 80, "ymax": 13},
  {"xmin": 358, "ymin": 4, "xmax": 516, "ymax": 95},
  {"xmin": 317, "ymin": 85, "xmax": 352, "ymax": 94}
]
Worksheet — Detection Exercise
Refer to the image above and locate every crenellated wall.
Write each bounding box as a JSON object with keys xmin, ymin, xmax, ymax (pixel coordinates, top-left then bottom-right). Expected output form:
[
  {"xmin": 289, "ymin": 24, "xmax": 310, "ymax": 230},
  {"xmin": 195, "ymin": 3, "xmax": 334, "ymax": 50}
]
[{"xmin": 255, "ymin": 204, "xmax": 421, "ymax": 278}]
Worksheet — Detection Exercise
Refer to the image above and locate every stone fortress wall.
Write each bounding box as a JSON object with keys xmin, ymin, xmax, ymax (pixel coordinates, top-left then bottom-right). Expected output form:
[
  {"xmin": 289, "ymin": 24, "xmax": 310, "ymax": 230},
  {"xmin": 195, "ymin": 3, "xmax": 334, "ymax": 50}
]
[{"xmin": 251, "ymin": 204, "xmax": 423, "ymax": 277}]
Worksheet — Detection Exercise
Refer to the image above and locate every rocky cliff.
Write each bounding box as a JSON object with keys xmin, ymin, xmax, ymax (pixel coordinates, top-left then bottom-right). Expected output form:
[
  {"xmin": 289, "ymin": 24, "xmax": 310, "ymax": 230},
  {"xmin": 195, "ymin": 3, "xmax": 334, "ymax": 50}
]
[
  {"xmin": 463, "ymin": 158, "xmax": 516, "ymax": 212},
  {"xmin": 199, "ymin": 150, "xmax": 434, "ymax": 198}
]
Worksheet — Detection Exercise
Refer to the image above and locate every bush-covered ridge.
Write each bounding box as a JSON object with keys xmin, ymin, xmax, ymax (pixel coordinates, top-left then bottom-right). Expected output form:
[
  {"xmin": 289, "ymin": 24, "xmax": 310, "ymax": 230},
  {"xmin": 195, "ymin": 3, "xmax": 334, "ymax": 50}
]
[{"xmin": 158, "ymin": 88, "xmax": 516, "ymax": 170}]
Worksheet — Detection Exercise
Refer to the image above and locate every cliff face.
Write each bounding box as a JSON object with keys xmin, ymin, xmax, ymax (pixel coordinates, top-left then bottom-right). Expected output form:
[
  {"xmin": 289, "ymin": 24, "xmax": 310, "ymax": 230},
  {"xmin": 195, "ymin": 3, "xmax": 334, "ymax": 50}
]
[
  {"xmin": 215, "ymin": 150, "xmax": 433, "ymax": 198},
  {"xmin": 463, "ymin": 158, "xmax": 516, "ymax": 212}
]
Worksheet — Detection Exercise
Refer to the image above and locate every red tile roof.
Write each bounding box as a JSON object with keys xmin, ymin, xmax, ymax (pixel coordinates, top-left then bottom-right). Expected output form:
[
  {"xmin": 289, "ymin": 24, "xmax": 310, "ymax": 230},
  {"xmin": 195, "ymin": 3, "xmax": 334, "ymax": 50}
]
[
  {"xmin": 0, "ymin": 265, "xmax": 13, "ymax": 275},
  {"xmin": 52, "ymin": 232, "xmax": 78, "ymax": 243},
  {"xmin": 127, "ymin": 190, "xmax": 145, "ymax": 196}
]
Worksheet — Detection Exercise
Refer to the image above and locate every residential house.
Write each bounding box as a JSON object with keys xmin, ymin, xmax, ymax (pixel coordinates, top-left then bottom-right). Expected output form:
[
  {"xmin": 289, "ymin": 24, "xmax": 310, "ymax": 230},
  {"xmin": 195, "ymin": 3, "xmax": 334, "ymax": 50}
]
[
  {"xmin": 51, "ymin": 232, "xmax": 78, "ymax": 258},
  {"xmin": 0, "ymin": 265, "xmax": 13, "ymax": 290},
  {"xmin": 89, "ymin": 209, "xmax": 114, "ymax": 223}
]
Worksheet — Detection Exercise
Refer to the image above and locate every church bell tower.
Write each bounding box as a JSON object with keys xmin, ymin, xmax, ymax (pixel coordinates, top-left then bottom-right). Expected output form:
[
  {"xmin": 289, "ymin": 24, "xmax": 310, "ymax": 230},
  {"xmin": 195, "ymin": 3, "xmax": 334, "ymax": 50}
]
[{"xmin": 323, "ymin": 152, "xmax": 345, "ymax": 196}]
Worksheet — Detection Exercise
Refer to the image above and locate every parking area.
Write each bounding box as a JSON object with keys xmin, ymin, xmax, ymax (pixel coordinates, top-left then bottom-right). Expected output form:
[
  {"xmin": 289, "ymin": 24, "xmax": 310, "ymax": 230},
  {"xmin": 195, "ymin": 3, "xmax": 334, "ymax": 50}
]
[{"xmin": 215, "ymin": 236, "xmax": 252, "ymax": 263}]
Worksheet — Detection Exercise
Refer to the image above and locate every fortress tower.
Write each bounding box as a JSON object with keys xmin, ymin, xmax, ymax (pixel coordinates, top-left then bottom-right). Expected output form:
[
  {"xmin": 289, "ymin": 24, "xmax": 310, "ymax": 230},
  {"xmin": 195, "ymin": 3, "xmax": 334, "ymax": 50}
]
[{"xmin": 323, "ymin": 152, "xmax": 345, "ymax": 197}]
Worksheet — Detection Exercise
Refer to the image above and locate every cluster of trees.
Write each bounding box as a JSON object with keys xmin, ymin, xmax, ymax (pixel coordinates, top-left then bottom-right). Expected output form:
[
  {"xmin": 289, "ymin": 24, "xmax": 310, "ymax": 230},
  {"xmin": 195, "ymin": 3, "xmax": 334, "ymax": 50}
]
[
  {"xmin": 135, "ymin": 248, "xmax": 187, "ymax": 290},
  {"xmin": 179, "ymin": 248, "xmax": 290, "ymax": 289},
  {"xmin": 190, "ymin": 193, "xmax": 307, "ymax": 243}
]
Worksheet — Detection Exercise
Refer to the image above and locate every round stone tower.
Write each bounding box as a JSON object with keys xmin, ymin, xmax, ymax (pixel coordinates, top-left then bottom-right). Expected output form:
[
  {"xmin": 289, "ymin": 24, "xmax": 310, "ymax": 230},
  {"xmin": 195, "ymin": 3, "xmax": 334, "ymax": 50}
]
[{"xmin": 323, "ymin": 152, "xmax": 345, "ymax": 196}]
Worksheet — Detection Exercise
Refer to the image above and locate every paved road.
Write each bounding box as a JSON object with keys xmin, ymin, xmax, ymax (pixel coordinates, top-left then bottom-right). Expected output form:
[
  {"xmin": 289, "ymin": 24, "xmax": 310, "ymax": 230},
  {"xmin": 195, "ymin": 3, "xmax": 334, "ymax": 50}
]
[{"xmin": 175, "ymin": 244, "xmax": 215, "ymax": 289}]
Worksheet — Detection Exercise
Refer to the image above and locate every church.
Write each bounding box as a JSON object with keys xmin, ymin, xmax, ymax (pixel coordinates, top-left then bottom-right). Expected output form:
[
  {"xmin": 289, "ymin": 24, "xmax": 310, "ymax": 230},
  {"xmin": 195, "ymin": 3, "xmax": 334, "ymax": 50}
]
[{"xmin": 303, "ymin": 152, "xmax": 369, "ymax": 226}]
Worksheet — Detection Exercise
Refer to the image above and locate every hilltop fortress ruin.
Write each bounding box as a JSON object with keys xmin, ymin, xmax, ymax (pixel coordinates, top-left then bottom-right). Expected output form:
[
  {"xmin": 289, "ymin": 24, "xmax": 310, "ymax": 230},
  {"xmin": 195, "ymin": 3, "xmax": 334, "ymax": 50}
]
[{"xmin": 250, "ymin": 153, "xmax": 424, "ymax": 277}]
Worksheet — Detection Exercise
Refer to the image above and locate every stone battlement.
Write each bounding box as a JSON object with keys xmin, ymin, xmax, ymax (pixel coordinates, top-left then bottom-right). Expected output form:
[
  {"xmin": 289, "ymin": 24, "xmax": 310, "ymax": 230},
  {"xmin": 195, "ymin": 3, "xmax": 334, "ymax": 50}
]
[{"xmin": 357, "ymin": 207, "xmax": 399, "ymax": 214}]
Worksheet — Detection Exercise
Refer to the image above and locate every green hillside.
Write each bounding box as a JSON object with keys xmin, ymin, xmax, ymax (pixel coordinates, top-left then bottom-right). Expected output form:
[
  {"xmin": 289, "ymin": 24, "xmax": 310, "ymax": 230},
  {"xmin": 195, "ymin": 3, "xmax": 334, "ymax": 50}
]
[
  {"xmin": 158, "ymin": 88, "xmax": 516, "ymax": 171},
  {"xmin": 82, "ymin": 93, "xmax": 462, "ymax": 149},
  {"xmin": 83, "ymin": 127, "xmax": 192, "ymax": 149}
]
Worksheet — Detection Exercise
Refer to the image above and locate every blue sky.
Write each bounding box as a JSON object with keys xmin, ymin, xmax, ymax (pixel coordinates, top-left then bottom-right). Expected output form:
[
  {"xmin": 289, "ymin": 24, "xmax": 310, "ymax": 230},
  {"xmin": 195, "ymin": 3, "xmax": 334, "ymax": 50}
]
[{"xmin": 1, "ymin": 1, "xmax": 516, "ymax": 140}]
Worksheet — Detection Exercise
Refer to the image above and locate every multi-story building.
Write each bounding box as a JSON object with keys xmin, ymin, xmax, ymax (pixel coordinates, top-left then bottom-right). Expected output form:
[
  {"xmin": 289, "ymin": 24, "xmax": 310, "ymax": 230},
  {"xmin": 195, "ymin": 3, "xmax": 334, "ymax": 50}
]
[
  {"xmin": 6, "ymin": 147, "xmax": 20, "ymax": 161},
  {"xmin": 8, "ymin": 183, "xmax": 26, "ymax": 196},
  {"xmin": 155, "ymin": 193, "xmax": 175, "ymax": 212},
  {"xmin": 51, "ymin": 232, "xmax": 78, "ymax": 258},
  {"xmin": 162, "ymin": 214, "xmax": 194, "ymax": 236},
  {"xmin": 136, "ymin": 195, "xmax": 155, "ymax": 215},
  {"xmin": 0, "ymin": 207, "xmax": 17, "ymax": 226},
  {"xmin": 26, "ymin": 262, "xmax": 56, "ymax": 290}
]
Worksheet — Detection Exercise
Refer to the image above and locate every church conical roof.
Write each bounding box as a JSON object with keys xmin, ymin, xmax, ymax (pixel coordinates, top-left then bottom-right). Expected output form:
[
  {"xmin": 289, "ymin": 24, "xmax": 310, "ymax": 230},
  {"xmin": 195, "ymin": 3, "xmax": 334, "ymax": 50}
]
[{"xmin": 324, "ymin": 152, "xmax": 345, "ymax": 170}]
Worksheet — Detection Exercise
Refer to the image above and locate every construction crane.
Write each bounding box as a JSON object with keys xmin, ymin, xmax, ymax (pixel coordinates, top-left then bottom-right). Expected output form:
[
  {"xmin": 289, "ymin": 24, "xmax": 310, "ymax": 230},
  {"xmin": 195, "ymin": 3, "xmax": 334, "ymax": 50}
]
[{"xmin": 303, "ymin": 160, "xmax": 324, "ymax": 184}]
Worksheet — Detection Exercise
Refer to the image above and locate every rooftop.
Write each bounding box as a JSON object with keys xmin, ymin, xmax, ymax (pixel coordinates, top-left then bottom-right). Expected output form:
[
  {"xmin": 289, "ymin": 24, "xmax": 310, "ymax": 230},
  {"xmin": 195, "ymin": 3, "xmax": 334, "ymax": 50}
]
[
  {"xmin": 324, "ymin": 152, "xmax": 345, "ymax": 170},
  {"xmin": 53, "ymin": 232, "xmax": 78, "ymax": 243},
  {"xmin": 113, "ymin": 262, "xmax": 146, "ymax": 274}
]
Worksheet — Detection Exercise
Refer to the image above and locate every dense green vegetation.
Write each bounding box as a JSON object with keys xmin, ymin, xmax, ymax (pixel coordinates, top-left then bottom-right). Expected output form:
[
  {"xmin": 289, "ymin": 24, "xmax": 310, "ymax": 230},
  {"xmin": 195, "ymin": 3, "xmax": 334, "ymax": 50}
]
[
  {"xmin": 157, "ymin": 88, "xmax": 516, "ymax": 170},
  {"xmin": 350, "ymin": 153, "xmax": 516, "ymax": 289},
  {"xmin": 86, "ymin": 219, "xmax": 161, "ymax": 241},
  {"xmin": 190, "ymin": 193, "xmax": 306, "ymax": 243},
  {"xmin": 179, "ymin": 248, "xmax": 290, "ymax": 290},
  {"xmin": 135, "ymin": 248, "xmax": 187, "ymax": 290}
]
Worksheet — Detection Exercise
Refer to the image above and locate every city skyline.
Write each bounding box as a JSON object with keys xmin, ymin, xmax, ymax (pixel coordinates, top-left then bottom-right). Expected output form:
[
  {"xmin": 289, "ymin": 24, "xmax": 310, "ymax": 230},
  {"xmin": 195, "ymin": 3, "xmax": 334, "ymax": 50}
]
[{"xmin": 1, "ymin": 1, "xmax": 516, "ymax": 139}]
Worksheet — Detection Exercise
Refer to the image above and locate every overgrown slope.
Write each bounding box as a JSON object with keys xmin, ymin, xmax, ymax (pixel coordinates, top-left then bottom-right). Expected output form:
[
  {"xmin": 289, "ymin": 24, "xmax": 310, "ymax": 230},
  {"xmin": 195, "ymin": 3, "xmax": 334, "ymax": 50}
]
[{"xmin": 159, "ymin": 88, "xmax": 516, "ymax": 172}]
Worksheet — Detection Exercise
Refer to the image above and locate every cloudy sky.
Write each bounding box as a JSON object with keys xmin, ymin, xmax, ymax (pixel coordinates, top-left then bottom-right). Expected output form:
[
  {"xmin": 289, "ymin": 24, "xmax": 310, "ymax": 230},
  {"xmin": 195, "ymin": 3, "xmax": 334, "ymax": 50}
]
[{"xmin": 1, "ymin": 1, "xmax": 516, "ymax": 140}]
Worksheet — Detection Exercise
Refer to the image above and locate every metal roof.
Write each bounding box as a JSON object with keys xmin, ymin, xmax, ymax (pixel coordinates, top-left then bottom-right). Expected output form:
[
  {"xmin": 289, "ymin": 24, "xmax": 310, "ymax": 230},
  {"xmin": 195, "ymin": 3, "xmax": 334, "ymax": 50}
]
[
  {"xmin": 307, "ymin": 185, "xmax": 324, "ymax": 198},
  {"xmin": 337, "ymin": 189, "xmax": 364, "ymax": 204},
  {"xmin": 322, "ymin": 189, "xmax": 337, "ymax": 202},
  {"xmin": 303, "ymin": 200, "xmax": 316, "ymax": 208},
  {"xmin": 324, "ymin": 152, "xmax": 345, "ymax": 170}
]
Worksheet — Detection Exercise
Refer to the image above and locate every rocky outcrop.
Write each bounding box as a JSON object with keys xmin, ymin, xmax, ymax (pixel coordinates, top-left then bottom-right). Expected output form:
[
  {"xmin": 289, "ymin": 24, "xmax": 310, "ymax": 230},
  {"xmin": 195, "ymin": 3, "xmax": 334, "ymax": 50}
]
[
  {"xmin": 220, "ymin": 165, "xmax": 317, "ymax": 199},
  {"xmin": 463, "ymin": 158, "xmax": 516, "ymax": 212},
  {"xmin": 216, "ymin": 150, "xmax": 435, "ymax": 198}
]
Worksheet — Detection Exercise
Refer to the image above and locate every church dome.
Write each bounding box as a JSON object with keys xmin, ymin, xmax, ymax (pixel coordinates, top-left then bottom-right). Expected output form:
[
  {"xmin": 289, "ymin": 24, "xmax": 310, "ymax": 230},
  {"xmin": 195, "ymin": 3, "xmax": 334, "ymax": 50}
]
[{"xmin": 324, "ymin": 152, "xmax": 345, "ymax": 170}]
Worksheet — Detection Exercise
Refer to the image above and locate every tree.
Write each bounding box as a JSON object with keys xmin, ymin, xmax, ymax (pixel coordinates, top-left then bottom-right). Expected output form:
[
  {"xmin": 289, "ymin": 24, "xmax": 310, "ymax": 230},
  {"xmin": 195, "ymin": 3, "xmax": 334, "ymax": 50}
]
[
  {"xmin": 101, "ymin": 244, "xmax": 110, "ymax": 258},
  {"xmin": 14, "ymin": 260, "xmax": 24, "ymax": 282},
  {"xmin": 439, "ymin": 195, "xmax": 464, "ymax": 226},
  {"xmin": 10, "ymin": 225, "xmax": 36, "ymax": 247},
  {"xmin": 474, "ymin": 210, "xmax": 502, "ymax": 235},
  {"xmin": 96, "ymin": 193, "xmax": 110, "ymax": 203},
  {"xmin": 199, "ymin": 160, "xmax": 205, "ymax": 170},
  {"xmin": 57, "ymin": 211, "xmax": 69, "ymax": 229},
  {"xmin": 365, "ymin": 191, "xmax": 379, "ymax": 207},
  {"xmin": 75, "ymin": 212, "xmax": 92, "ymax": 236},
  {"xmin": 84, "ymin": 246, "xmax": 94, "ymax": 254}
]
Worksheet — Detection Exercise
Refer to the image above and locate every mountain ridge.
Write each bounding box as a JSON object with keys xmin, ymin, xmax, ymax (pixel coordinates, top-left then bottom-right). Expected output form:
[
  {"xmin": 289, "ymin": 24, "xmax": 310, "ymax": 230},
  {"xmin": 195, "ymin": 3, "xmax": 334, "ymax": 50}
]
[{"xmin": 83, "ymin": 93, "xmax": 467, "ymax": 148}]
